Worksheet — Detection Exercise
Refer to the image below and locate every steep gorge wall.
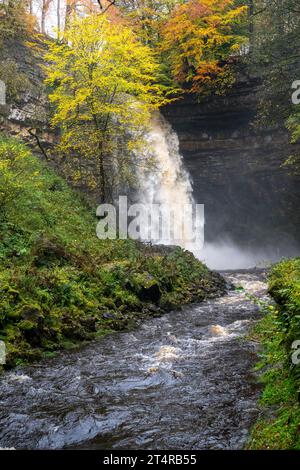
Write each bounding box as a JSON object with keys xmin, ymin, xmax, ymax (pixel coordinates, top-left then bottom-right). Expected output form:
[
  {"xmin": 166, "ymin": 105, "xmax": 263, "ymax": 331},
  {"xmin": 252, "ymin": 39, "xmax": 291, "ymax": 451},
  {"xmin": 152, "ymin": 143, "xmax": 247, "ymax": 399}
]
[
  {"xmin": 163, "ymin": 78, "xmax": 300, "ymax": 254},
  {"xmin": 0, "ymin": 38, "xmax": 56, "ymax": 148}
]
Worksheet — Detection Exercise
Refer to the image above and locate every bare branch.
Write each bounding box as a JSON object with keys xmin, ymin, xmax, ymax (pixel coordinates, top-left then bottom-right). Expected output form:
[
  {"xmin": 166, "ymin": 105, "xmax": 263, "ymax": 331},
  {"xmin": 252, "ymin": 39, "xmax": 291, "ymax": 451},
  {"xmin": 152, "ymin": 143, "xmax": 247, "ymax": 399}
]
[
  {"xmin": 96, "ymin": 0, "xmax": 116, "ymax": 15},
  {"xmin": 28, "ymin": 128, "xmax": 50, "ymax": 161}
]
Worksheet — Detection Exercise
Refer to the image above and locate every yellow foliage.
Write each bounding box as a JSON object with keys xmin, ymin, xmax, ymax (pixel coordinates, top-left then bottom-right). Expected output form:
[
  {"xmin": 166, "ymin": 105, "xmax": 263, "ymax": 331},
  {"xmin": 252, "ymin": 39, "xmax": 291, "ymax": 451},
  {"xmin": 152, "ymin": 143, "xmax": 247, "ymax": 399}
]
[
  {"xmin": 44, "ymin": 14, "xmax": 174, "ymax": 201},
  {"xmin": 45, "ymin": 14, "xmax": 171, "ymax": 127}
]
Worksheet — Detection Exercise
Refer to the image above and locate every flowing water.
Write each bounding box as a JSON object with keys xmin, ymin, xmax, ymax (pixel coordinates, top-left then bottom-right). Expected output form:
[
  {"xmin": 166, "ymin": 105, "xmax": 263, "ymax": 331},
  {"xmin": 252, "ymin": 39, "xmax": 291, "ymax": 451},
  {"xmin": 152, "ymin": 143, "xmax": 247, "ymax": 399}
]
[
  {"xmin": 0, "ymin": 270, "xmax": 267, "ymax": 450},
  {"xmin": 137, "ymin": 113, "xmax": 204, "ymax": 251},
  {"xmin": 140, "ymin": 113, "xmax": 194, "ymax": 213}
]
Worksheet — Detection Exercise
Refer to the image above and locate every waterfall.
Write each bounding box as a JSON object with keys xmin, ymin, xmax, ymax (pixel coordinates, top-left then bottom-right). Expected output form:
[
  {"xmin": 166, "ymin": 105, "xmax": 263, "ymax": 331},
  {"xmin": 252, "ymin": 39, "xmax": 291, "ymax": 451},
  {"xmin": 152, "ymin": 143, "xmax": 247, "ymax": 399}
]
[
  {"xmin": 137, "ymin": 114, "xmax": 291, "ymax": 270},
  {"xmin": 137, "ymin": 112, "xmax": 204, "ymax": 253}
]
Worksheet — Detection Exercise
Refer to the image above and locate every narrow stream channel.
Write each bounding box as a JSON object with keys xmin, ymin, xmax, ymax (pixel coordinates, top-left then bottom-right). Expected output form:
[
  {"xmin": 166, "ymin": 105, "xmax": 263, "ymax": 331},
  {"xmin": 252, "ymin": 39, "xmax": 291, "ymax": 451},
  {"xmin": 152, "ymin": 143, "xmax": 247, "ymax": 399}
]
[{"xmin": 0, "ymin": 270, "xmax": 268, "ymax": 450}]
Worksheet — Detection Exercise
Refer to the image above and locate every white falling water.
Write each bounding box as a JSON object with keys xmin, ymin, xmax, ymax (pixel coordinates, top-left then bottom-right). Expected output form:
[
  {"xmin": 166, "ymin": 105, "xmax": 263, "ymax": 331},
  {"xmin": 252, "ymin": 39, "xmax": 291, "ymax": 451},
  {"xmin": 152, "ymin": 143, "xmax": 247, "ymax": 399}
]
[{"xmin": 137, "ymin": 112, "xmax": 204, "ymax": 253}]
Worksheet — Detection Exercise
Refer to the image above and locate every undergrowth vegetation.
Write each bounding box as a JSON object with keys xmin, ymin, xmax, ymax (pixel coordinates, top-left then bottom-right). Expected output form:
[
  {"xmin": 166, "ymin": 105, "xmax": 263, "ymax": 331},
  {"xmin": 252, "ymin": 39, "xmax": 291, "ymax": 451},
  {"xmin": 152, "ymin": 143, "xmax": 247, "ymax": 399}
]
[
  {"xmin": 249, "ymin": 259, "xmax": 300, "ymax": 449},
  {"xmin": 0, "ymin": 134, "xmax": 225, "ymax": 368}
]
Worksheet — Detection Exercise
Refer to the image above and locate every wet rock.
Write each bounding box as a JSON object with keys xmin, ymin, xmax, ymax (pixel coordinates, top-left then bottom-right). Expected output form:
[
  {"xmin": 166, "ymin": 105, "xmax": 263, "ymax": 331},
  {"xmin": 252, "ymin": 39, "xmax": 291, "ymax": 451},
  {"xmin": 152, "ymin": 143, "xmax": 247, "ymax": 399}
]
[
  {"xmin": 139, "ymin": 283, "xmax": 161, "ymax": 303},
  {"xmin": 129, "ymin": 273, "xmax": 162, "ymax": 304},
  {"xmin": 148, "ymin": 304, "xmax": 161, "ymax": 313},
  {"xmin": 102, "ymin": 312, "xmax": 117, "ymax": 320},
  {"xmin": 225, "ymin": 280, "xmax": 235, "ymax": 291}
]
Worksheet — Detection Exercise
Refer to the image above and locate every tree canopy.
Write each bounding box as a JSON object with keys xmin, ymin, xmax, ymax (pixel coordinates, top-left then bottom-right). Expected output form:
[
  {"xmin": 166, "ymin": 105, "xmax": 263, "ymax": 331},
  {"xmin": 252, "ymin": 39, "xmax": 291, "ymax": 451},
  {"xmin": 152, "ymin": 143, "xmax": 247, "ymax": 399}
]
[
  {"xmin": 45, "ymin": 13, "xmax": 172, "ymax": 202},
  {"xmin": 247, "ymin": 0, "xmax": 300, "ymax": 172},
  {"xmin": 160, "ymin": 0, "xmax": 247, "ymax": 93}
]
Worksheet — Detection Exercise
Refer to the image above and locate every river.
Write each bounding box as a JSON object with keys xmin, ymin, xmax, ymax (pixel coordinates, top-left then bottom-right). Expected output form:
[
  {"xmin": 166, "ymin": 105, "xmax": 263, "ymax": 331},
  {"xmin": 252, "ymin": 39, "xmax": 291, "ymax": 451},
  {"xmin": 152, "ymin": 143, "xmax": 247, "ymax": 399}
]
[{"xmin": 0, "ymin": 270, "xmax": 267, "ymax": 450}]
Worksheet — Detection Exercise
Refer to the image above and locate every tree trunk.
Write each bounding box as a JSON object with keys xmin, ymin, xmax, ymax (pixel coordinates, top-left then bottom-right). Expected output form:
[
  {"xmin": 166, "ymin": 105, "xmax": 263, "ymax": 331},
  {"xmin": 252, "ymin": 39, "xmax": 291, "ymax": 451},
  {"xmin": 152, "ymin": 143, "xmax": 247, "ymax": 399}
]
[
  {"xmin": 57, "ymin": 0, "xmax": 61, "ymax": 38},
  {"xmin": 248, "ymin": 0, "xmax": 254, "ymax": 53},
  {"xmin": 65, "ymin": 0, "xmax": 76, "ymax": 31},
  {"xmin": 98, "ymin": 151, "xmax": 106, "ymax": 204},
  {"xmin": 41, "ymin": 1, "xmax": 46, "ymax": 34}
]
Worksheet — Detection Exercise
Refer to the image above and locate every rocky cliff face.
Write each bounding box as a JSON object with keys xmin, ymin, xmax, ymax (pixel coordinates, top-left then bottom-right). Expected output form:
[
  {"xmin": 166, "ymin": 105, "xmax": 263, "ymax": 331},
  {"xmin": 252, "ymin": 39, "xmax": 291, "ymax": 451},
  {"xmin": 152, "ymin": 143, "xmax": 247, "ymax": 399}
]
[
  {"xmin": 163, "ymin": 79, "xmax": 300, "ymax": 254},
  {"xmin": 0, "ymin": 37, "xmax": 56, "ymax": 150}
]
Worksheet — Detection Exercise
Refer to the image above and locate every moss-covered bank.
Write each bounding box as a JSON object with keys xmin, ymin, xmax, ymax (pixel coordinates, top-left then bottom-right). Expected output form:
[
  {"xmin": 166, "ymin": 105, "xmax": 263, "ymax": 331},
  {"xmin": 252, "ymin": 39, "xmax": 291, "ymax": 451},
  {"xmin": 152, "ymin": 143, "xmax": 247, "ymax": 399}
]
[
  {"xmin": 249, "ymin": 258, "xmax": 300, "ymax": 449},
  {"xmin": 0, "ymin": 134, "xmax": 226, "ymax": 368}
]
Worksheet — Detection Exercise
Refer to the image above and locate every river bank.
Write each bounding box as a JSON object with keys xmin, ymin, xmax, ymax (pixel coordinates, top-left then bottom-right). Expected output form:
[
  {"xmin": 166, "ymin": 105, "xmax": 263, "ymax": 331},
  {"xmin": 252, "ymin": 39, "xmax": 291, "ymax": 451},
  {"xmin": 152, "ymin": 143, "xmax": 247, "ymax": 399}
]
[{"xmin": 248, "ymin": 258, "xmax": 300, "ymax": 449}]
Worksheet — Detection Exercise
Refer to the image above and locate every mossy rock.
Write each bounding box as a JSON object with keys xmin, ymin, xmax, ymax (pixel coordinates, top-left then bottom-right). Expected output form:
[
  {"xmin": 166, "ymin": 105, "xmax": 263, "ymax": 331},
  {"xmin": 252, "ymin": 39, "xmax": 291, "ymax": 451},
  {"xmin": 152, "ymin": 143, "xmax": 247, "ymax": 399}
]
[
  {"xmin": 127, "ymin": 272, "xmax": 161, "ymax": 304},
  {"xmin": 1, "ymin": 285, "xmax": 22, "ymax": 305},
  {"xmin": 18, "ymin": 304, "xmax": 44, "ymax": 323},
  {"xmin": 18, "ymin": 319, "xmax": 36, "ymax": 331},
  {"xmin": 31, "ymin": 236, "xmax": 70, "ymax": 267}
]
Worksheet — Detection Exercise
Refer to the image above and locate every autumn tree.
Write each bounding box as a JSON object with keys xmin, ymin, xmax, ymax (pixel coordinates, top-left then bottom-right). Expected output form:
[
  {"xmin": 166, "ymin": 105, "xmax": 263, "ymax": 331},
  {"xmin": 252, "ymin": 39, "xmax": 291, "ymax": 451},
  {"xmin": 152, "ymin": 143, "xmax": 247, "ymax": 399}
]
[
  {"xmin": 118, "ymin": 0, "xmax": 177, "ymax": 46},
  {"xmin": 45, "ymin": 14, "xmax": 171, "ymax": 202},
  {"xmin": 160, "ymin": 0, "xmax": 248, "ymax": 93},
  {"xmin": 63, "ymin": 0, "xmax": 104, "ymax": 30}
]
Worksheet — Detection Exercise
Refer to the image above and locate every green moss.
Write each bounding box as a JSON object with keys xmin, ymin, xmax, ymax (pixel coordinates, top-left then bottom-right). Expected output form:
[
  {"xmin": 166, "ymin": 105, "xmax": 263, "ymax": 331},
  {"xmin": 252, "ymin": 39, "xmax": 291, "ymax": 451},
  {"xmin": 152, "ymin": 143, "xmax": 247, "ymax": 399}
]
[{"xmin": 0, "ymin": 134, "xmax": 226, "ymax": 368}]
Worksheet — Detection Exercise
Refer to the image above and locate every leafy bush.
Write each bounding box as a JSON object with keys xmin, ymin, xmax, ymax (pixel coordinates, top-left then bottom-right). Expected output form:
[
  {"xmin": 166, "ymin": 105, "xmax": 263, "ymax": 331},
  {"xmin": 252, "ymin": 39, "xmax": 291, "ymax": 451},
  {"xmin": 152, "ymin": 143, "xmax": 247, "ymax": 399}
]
[
  {"xmin": 249, "ymin": 259, "xmax": 300, "ymax": 449},
  {"xmin": 249, "ymin": 310, "xmax": 300, "ymax": 450}
]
